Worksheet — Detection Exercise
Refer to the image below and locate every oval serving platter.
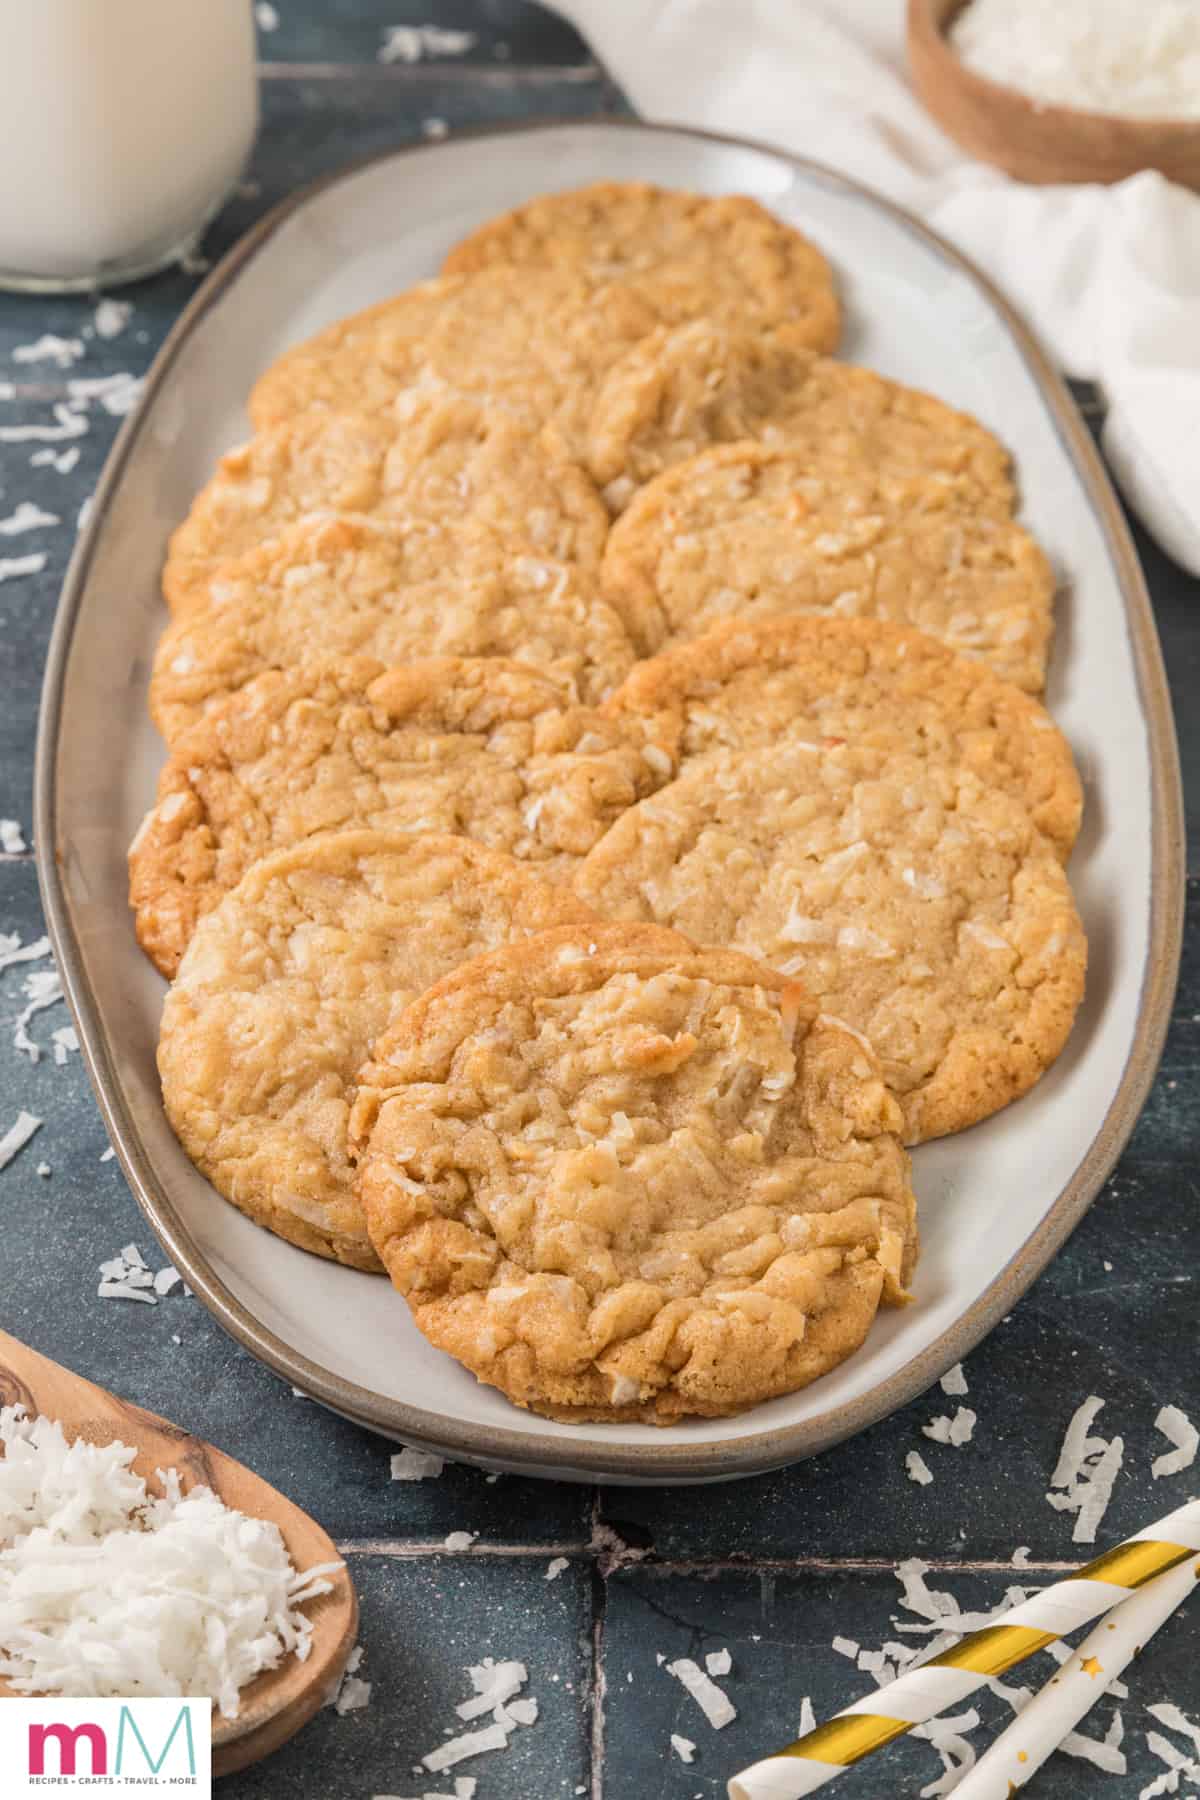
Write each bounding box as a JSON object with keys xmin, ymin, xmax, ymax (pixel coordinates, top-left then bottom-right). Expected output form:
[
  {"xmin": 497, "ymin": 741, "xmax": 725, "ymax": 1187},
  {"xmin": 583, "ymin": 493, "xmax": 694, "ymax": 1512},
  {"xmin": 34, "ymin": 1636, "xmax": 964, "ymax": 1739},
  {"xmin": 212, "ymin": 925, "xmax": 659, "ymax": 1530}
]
[{"xmin": 36, "ymin": 121, "xmax": 1183, "ymax": 1485}]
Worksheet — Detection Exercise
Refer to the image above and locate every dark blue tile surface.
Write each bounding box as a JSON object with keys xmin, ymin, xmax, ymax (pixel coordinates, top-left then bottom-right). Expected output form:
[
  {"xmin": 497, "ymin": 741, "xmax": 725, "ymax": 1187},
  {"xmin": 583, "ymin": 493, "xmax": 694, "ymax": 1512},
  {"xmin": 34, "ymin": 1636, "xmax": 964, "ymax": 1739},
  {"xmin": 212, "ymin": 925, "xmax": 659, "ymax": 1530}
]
[
  {"xmin": 229, "ymin": 1552, "xmax": 593, "ymax": 1798},
  {"xmin": 602, "ymin": 1565, "xmax": 1194, "ymax": 1798},
  {"xmin": 2, "ymin": 5, "xmax": 1200, "ymax": 1796},
  {"xmin": 256, "ymin": 0, "xmax": 591, "ymax": 68}
]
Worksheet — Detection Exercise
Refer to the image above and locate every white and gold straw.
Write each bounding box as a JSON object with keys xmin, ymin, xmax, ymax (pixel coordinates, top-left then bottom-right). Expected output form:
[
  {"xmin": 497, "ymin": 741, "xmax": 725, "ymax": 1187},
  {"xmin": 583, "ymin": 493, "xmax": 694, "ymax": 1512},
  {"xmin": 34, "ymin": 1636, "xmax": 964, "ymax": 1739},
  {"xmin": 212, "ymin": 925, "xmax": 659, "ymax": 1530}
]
[
  {"xmin": 727, "ymin": 1499, "xmax": 1200, "ymax": 1800},
  {"xmin": 952, "ymin": 1549, "xmax": 1200, "ymax": 1797}
]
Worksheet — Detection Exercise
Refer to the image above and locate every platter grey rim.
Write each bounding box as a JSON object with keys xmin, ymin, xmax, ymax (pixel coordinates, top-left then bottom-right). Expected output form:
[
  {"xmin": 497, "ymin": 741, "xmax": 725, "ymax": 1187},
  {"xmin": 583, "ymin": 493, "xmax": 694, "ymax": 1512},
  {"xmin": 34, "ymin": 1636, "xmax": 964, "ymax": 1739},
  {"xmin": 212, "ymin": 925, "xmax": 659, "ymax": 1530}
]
[{"xmin": 34, "ymin": 117, "xmax": 1185, "ymax": 1484}]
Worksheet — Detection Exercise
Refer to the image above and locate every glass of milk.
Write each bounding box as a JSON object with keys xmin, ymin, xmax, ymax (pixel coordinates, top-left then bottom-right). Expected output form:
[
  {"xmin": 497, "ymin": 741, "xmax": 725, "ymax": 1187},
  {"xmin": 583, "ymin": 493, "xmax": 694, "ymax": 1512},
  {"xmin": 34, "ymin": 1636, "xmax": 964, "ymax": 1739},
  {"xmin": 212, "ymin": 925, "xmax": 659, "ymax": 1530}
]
[{"xmin": 0, "ymin": 0, "xmax": 259, "ymax": 291}]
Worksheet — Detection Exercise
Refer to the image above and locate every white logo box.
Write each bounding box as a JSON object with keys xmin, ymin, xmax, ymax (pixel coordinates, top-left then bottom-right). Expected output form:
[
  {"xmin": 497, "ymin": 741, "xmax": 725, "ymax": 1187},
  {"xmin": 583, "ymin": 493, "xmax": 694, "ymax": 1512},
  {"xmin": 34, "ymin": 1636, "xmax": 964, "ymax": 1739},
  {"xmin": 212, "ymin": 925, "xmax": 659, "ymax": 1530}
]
[{"xmin": 0, "ymin": 1697, "xmax": 211, "ymax": 1794}]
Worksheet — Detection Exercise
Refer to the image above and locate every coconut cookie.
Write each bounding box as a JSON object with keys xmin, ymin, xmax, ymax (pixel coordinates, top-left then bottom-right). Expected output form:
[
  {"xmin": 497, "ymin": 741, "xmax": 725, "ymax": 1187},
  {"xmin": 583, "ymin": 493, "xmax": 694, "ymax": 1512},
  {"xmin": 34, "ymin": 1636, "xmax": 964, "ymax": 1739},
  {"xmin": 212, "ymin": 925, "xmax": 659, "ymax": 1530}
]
[
  {"xmin": 158, "ymin": 831, "xmax": 600, "ymax": 1270},
  {"xmin": 352, "ymin": 925, "xmax": 917, "ymax": 1422},
  {"xmin": 164, "ymin": 392, "xmax": 609, "ymax": 616},
  {"xmin": 151, "ymin": 516, "xmax": 639, "ymax": 742},
  {"xmin": 132, "ymin": 655, "xmax": 672, "ymax": 978},
  {"xmin": 573, "ymin": 744, "xmax": 1086, "ymax": 1143},
  {"xmin": 587, "ymin": 323, "xmax": 1014, "ymax": 512},
  {"xmin": 604, "ymin": 616, "xmax": 1082, "ymax": 862},
  {"xmin": 246, "ymin": 267, "xmax": 660, "ymax": 453},
  {"xmin": 442, "ymin": 183, "xmax": 841, "ymax": 355},
  {"xmin": 601, "ymin": 443, "xmax": 1056, "ymax": 685}
]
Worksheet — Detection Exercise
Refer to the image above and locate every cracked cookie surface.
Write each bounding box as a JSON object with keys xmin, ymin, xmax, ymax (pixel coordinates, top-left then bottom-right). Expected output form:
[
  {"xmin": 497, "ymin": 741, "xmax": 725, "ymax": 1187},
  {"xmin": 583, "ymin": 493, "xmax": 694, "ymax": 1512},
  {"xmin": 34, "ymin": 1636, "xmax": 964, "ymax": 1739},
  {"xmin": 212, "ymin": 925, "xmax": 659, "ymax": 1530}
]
[
  {"xmin": 151, "ymin": 515, "xmax": 638, "ymax": 742},
  {"xmin": 133, "ymin": 655, "xmax": 670, "ymax": 977},
  {"xmin": 353, "ymin": 924, "xmax": 916, "ymax": 1422},
  {"xmin": 442, "ymin": 183, "xmax": 840, "ymax": 355},
  {"xmin": 601, "ymin": 443, "xmax": 1055, "ymax": 685},
  {"xmin": 246, "ymin": 267, "xmax": 661, "ymax": 457},
  {"xmin": 572, "ymin": 743, "xmax": 1086, "ymax": 1143},
  {"xmin": 158, "ymin": 831, "xmax": 599, "ymax": 1270},
  {"xmin": 165, "ymin": 392, "xmax": 608, "ymax": 616},
  {"xmin": 604, "ymin": 616, "xmax": 1082, "ymax": 861},
  {"xmin": 587, "ymin": 323, "xmax": 1013, "ymax": 512}
]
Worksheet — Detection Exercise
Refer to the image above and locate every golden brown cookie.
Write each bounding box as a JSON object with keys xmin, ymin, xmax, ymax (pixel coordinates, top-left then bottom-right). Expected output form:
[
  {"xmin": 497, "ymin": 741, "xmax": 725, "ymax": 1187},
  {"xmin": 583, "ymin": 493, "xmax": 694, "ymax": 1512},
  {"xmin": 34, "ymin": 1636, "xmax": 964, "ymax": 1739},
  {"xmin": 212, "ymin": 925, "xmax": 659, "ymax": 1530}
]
[
  {"xmin": 158, "ymin": 831, "xmax": 600, "ymax": 1270},
  {"xmin": 572, "ymin": 743, "xmax": 1087, "ymax": 1143},
  {"xmin": 603, "ymin": 616, "xmax": 1082, "ymax": 861},
  {"xmin": 587, "ymin": 322, "xmax": 1013, "ymax": 512},
  {"xmin": 164, "ymin": 392, "xmax": 609, "ymax": 616},
  {"xmin": 246, "ymin": 267, "xmax": 660, "ymax": 453},
  {"xmin": 151, "ymin": 515, "xmax": 639, "ymax": 742},
  {"xmin": 442, "ymin": 183, "xmax": 840, "ymax": 354},
  {"xmin": 601, "ymin": 443, "xmax": 1056, "ymax": 683},
  {"xmin": 353, "ymin": 924, "xmax": 917, "ymax": 1421},
  {"xmin": 132, "ymin": 655, "xmax": 673, "ymax": 977}
]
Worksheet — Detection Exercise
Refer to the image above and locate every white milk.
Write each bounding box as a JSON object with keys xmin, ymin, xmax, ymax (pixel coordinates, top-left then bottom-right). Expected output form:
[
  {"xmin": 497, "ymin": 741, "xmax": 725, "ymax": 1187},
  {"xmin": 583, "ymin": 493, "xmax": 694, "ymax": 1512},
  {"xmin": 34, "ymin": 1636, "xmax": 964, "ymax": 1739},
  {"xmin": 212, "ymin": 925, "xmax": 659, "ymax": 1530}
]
[{"xmin": 0, "ymin": 0, "xmax": 259, "ymax": 289}]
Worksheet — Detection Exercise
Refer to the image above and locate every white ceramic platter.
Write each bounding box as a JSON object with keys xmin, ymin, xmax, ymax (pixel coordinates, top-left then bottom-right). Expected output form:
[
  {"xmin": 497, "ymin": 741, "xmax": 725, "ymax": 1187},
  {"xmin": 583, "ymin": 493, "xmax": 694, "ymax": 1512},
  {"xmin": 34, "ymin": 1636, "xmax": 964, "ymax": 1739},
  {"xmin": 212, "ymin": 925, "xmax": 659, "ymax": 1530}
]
[{"xmin": 36, "ymin": 121, "xmax": 1183, "ymax": 1484}]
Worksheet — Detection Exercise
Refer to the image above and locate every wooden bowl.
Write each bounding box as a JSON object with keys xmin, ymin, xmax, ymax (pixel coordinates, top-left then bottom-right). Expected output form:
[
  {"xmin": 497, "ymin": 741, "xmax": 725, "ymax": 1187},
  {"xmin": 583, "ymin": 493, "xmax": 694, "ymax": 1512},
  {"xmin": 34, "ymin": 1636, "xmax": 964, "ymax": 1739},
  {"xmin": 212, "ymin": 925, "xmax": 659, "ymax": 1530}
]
[{"xmin": 908, "ymin": 0, "xmax": 1200, "ymax": 191}]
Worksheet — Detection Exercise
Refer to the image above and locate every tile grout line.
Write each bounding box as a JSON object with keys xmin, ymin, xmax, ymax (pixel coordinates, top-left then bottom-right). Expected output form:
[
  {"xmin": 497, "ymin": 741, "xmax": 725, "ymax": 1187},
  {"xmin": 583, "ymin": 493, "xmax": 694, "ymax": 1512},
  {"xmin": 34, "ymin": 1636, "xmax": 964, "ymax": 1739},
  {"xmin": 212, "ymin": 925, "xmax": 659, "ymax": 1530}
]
[
  {"xmin": 588, "ymin": 1493, "xmax": 606, "ymax": 1800},
  {"xmin": 257, "ymin": 60, "xmax": 601, "ymax": 84},
  {"xmin": 332, "ymin": 1539, "xmax": 1093, "ymax": 1575},
  {"xmin": 334, "ymin": 1537, "xmax": 591, "ymax": 1558}
]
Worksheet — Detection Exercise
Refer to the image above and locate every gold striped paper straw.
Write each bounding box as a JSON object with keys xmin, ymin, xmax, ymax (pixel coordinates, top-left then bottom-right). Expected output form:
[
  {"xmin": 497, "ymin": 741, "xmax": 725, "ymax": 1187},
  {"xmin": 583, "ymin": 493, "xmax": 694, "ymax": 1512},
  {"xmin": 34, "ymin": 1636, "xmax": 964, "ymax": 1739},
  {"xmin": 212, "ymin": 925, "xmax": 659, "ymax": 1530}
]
[
  {"xmin": 727, "ymin": 1498, "xmax": 1200, "ymax": 1800},
  {"xmin": 953, "ymin": 1550, "xmax": 1200, "ymax": 1797}
]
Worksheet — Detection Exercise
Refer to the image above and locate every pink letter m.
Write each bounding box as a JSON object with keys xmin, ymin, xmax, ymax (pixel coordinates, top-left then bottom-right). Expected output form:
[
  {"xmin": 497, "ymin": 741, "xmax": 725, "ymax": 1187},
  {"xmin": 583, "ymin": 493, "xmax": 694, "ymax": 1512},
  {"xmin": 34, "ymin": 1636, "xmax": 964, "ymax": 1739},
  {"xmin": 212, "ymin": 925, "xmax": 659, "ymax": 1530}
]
[{"xmin": 29, "ymin": 1722, "xmax": 108, "ymax": 1776}]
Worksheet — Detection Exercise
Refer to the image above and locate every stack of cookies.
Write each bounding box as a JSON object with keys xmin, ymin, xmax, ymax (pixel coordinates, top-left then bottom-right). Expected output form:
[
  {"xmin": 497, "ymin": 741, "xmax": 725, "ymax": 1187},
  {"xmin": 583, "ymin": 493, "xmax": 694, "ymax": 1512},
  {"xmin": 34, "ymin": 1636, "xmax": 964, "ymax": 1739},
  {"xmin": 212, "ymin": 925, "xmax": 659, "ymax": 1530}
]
[{"xmin": 131, "ymin": 182, "xmax": 1086, "ymax": 1425}]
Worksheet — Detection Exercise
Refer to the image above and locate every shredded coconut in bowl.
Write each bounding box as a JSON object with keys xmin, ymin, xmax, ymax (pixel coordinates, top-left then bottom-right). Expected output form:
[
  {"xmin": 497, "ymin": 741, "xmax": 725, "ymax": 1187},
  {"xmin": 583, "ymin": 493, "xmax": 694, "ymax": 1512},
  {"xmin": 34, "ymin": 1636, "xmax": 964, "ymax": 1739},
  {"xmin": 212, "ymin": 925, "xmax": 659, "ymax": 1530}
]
[
  {"xmin": 0, "ymin": 1407, "xmax": 342, "ymax": 1718},
  {"xmin": 950, "ymin": 0, "xmax": 1200, "ymax": 120}
]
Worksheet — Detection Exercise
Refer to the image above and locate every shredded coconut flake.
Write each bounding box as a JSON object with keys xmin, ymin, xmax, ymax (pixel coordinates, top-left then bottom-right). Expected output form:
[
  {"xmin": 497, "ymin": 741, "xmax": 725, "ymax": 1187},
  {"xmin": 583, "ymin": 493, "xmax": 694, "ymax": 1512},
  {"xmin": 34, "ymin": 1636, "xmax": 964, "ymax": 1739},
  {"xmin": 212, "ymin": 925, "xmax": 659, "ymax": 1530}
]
[
  {"xmin": 30, "ymin": 447, "xmax": 80, "ymax": 474},
  {"xmin": 456, "ymin": 1659, "xmax": 527, "ymax": 1722},
  {"xmin": 423, "ymin": 1723, "xmax": 509, "ymax": 1773},
  {"xmin": 442, "ymin": 1530, "xmax": 477, "ymax": 1552},
  {"xmin": 906, "ymin": 1450, "xmax": 934, "ymax": 1486},
  {"xmin": 545, "ymin": 1556, "xmax": 569, "ymax": 1581},
  {"xmin": 390, "ymin": 1446, "xmax": 445, "ymax": 1482},
  {"xmin": 665, "ymin": 1656, "xmax": 737, "ymax": 1729},
  {"xmin": 1151, "ymin": 1404, "xmax": 1199, "ymax": 1478},
  {"xmin": 0, "ymin": 502, "xmax": 59, "ymax": 536},
  {"xmin": 939, "ymin": 1363, "xmax": 969, "ymax": 1397},
  {"xmin": 0, "ymin": 930, "xmax": 49, "ymax": 974},
  {"xmin": 1058, "ymin": 1708, "xmax": 1127, "ymax": 1774},
  {"xmin": 67, "ymin": 372, "xmax": 143, "ymax": 417},
  {"xmin": 1047, "ymin": 1396, "xmax": 1124, "ymax": 1542},
  {"xmin": 93, "ymin": 299, "xmax": 132, "ymax": 340},
  {"xmin": 0, "ymin": 403, "xmax": 88, "ymax": 444},
  {"xmin": 97, "ymin": 1245, "xmax": 187, "ymax": 1308},
  {"xmin": 0, "ymin": 553, "xmax": 46, "ymax": 583},
  {"xmin": 0, "ymin": 1407, "xmax": 342, "ymax": 1717},
  {"xmin": 379, "ymin": 24, "xmax": 477, "ymax": 64},
  {"xmin": 705, "ymin": 1647, "xmax": 732, "ymax": 1677},
  {"xmin": 922, "ymin": 1406, "xmax": 976, "ymax": 1447},
  {"xmin": 12, "ymin": 334, "xmax": 84, "ymax": 368},
  {"xmin": 255, "ymin": 2, "xmax": 279, "ymax": 29},
  {"xmin": 951, "ymin": 0, "xmax": 1200, "ymax": 120},
  {"xmin": 671, "ymin": 1733, "xmax": 696, "ymax": 1762},
  {"xmin": 12, "ymin": 965, "xmax": 64, "ymax": 1059},
  {"xmin": 0, "ymin": 1109, "xmax": 41, "ymax": 1170},
  {"xmin": 335, "ymin": 1675, "xmax": 372, "ymax": 1715}
]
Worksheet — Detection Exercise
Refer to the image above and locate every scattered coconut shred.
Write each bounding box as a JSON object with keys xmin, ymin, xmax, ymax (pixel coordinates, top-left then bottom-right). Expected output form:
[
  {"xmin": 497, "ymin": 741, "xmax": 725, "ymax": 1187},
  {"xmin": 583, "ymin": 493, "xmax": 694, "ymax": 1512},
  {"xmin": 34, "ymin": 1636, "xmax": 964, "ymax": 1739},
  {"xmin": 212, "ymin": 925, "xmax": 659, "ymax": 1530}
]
[
  {"xmin": 0, "ymin": 1407, "xmax": 342, "ymax": 1717},
  {"xmin": 950, "ymin": 0, "xmax": 1200, "ymax": 120},
  {"xmin": 1046, "ymin": 1395, "xmax": 1124, "ymax": 1543}
]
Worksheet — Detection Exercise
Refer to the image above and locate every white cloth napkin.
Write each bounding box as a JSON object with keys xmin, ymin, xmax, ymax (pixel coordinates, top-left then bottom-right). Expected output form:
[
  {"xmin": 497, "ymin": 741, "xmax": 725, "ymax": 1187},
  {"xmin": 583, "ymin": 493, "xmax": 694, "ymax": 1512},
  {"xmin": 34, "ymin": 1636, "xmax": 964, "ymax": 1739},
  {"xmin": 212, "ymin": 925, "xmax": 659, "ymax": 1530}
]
[{"xmin": 549, "ymin": 0, "xmax": 1200, "ymax": 575}]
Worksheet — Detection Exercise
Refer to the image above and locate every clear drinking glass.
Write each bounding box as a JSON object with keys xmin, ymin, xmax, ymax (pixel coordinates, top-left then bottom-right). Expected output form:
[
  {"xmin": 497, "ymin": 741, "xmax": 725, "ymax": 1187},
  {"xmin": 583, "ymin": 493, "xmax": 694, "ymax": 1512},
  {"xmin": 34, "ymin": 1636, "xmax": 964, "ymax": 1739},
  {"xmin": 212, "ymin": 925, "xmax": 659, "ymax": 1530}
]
[{"xmin": 0, "ymin": 0, "xmax": 259, "ymax": 293}]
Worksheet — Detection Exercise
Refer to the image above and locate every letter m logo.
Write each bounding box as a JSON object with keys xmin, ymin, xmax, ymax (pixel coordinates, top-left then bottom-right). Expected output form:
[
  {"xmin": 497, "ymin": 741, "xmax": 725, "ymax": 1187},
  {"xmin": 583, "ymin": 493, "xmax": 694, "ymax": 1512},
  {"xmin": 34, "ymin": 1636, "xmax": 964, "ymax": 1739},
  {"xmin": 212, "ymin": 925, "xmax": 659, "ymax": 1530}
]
[
  {"xmin": 28, "ymin": 1722, "xmax": 107, "ymax": 1775},
  {"xmin": 116, "ymin": 1703, "xmax": 197, "ymax": 1775}
]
